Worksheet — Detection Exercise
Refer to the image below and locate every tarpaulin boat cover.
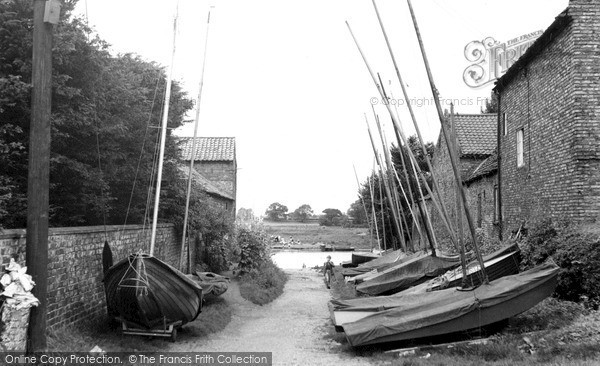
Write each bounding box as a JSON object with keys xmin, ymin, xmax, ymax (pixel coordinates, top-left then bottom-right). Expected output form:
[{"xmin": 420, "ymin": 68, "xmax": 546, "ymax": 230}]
[
  {"xmin": 331, "ymin": 245, "xmax": 520, "ymax": 311},
  {"xmin": 342, "ymin": 261, "xmax": 559, "ymax": 347},
  {"xmin": 402, "ymin": 243, "xmax": 521, "ymax": 295},
  {"xmin": 348, "ymin": 251, "xmax": 432, "ymax": 284},
  {"xmin": 355, "ymin": 254, "xmax": 461, "ymax": 296},
  {"xmin": 341, "ymin": 249, "xmax": 414, "ymax": 277}
]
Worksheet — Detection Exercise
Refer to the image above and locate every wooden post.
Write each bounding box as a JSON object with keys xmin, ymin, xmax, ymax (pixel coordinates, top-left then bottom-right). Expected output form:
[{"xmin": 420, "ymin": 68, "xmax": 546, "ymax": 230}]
[
  {"xmin": 406, "ymin": 0, "xmax": 488, "ymax": 283},
  {"xmin": 27, "ymin": 0, "xmax": 56, "ymax": 352}
]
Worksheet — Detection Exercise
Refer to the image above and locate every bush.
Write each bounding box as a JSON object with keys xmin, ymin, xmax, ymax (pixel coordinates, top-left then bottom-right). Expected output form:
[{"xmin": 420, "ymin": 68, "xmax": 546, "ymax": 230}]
[
  {"xmin": 520, "ymin": 219, "xmax": 600, "ymax": 309},
  {"xmin": 239, "ymin": 259, "xmax": 288, "ymax": 305},
  {"xmin": 236, "ymin": 224, "xmax": 269, "ymax": 274}
]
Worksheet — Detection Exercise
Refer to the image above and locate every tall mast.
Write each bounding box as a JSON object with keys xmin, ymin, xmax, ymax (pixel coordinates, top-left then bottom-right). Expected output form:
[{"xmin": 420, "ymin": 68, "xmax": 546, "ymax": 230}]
[
  {"xmin": 180, "ymin": 7, "xmax": 213, "ymax": 271},
  {"xmin": 150, "ymin": 5, "xmax": 179, "ymax": 256},
  {"xmin": 371, "ymin": 0, "xmax": 457, "ymax": 249},
  {"xmin": 366, "ymin": 116, "xmax": 406, "ymax": 251},
  {"xmin": 368, "ymin": 166, "xmax": 382, "ymax": 251},
  {"xmin": 406, "ymin": 0, "xmax": 487, "ymax": 282},
  {"xmin": 346, "ymin": 21, "xmax": 455, "ymax": 252},
  {"xmin": 451, "ymin": 103, "xmax": 468, "ymax": 283},
  {"xmin": 353, "ymin": 165, "xmax": 376, "ymax": 252}
]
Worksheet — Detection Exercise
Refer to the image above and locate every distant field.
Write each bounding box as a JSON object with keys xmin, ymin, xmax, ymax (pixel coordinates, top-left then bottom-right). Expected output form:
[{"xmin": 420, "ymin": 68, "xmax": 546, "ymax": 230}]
[{"xmin": 263, "ymin": 221, "xmax": 373, "ymax": 250}]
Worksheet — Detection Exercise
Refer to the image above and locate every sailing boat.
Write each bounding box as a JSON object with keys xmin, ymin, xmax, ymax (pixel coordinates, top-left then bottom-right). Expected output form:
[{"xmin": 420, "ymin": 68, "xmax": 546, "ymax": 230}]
[
  {"xmin": 335, "ymin": 0, "xmax": 559, "ymax": 347},
  {"xmin": 102, "ymin": 6, "xmax": 203, "ymax": 339}
]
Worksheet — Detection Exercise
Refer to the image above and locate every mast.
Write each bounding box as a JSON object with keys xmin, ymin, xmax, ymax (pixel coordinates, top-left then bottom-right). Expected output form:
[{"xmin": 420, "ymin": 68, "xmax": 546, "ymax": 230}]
[
  {"xmin": 150, "ymin": 5, "xmax": 179, "ymax": 256},
  {"xmin": 366, "ymin": 116, "xmax": 406, "ymax": 251},
  {"xmin": 368, "ymin": 167, "xmax": 382, "ymax": 251},
  {"xmin": 371, "ymin": 0, "xmax": 457, "ymax": 249},
  {"xmin": 451, "ymin": 103, "xmax": 468, "ymax": 284},
  {"xmin": 406, "ymin": 0, "xmax": 488, "ymax": 282},
  {"xmin": 353, "ymin": 165, "xmax": 376, "ymax": 252},
  {"xmin": 180, "ymin": 8, "xmax": 213, "ymax": 271}
]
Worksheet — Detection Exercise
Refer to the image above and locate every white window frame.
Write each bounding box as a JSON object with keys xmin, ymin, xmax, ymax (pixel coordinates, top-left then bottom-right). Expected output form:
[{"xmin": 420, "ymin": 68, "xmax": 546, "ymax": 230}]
[
  {"xmin": 516, "ymin": 128, "xmax": 524, "ymax": 167},
  {"xmin": 503, "ymin": 113, "xmax": 508, "ymax": 136}
]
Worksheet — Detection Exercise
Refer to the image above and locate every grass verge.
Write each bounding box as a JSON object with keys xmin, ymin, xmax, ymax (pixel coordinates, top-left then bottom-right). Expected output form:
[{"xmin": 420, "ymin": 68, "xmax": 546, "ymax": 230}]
[{"xmin": 239, "ymin": 260, "xmax": 288, "ymax": 305}]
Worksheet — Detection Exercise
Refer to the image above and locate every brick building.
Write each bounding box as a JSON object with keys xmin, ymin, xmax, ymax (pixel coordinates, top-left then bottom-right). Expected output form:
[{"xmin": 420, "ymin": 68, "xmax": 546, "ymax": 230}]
[
  {"xmin": 179, "ymin": 137, "xmax": 237, "ymax": 216},
  {"xmin": 428, "ymin": 113, "xmax": 499, "ymax": 247},
  {"xmin": 494, "ymin": 0, "xmax": 600, "ymax": 237}
]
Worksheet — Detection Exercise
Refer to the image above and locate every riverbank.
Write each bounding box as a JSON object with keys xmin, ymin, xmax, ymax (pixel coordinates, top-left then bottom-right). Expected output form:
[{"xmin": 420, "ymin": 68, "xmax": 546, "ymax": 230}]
[{"xmin": 264, "ymin": 221, "xmax": 373, "ymax": 251}]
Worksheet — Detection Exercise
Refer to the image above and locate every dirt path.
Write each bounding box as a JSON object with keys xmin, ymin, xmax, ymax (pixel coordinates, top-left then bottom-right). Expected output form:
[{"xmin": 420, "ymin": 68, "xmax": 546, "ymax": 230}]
[{"xmin": 169, "ymin": 268, "xmax": 382, "ymax": 365}]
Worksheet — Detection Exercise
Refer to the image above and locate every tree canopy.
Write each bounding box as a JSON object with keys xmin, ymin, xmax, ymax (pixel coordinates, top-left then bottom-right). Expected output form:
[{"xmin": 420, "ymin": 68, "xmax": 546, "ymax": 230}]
[
  {"xmin": 264, "ymin": 202, "xmax": 288, "ymax": 221},
  {"xmin": 292, "ymin": 204, "xmax": 313, "ymax": 222},
  {"xmin": 0, "ymin": 0, "xmax": 194, "ymax": 228}
]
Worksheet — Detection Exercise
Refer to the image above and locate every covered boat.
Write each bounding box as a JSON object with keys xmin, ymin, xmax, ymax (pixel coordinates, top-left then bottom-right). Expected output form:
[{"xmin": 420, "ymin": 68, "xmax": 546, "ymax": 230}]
[
  {"xmin": 341, "ymin": 249, "xmax": 412, "ymax": 277},
  {"xmin": 330, "ymin": 245, "xmax": 521, "ymax": 326},
  {"xmin": 341, "ymin": 261, "xmax": 559, "ymax": 347},
  {"xmin": 351, "ymin": 252, "xmax": 380, "ymax": 265},
  {"xmin": 104, "ymin": 253, "xmax": 203, "ymax": 329},
  {"xmin": 187, "ymin": 271, "xmax": 229, "ymax": 297},
  {"xmin": 355, "ymin": 253, "xmax": 461, "ymax": 296}
]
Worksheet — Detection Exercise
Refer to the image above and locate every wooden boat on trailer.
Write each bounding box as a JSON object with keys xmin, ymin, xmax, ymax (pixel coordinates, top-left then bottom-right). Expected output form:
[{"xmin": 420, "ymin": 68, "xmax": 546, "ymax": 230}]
[
  {"xmin": 341, "ymin": 261, "xmax": 559, "ymax": 347},
  {"xmin": 103, "ymin": 253, "xmax": 203, "ymax": 341}
]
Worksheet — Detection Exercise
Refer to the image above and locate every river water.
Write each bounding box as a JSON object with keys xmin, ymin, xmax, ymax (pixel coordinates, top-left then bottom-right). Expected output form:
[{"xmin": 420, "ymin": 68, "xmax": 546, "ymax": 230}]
[{"xmin": 271, "ymin": 250, "xmax": 354, "ymax": 269}]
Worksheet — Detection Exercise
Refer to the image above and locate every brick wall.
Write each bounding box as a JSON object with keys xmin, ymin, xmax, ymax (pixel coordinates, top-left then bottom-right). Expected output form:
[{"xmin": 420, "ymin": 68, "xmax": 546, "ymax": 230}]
[
  {"xmin": 428, "ymin": 135, "xmax": 498, "ymax": 250},
  {"xmin": 570, "ymin": 0, "xmax": 600, "ymax": 223},
  {"xmin": 498, "ymin": 0, "xmax": 600, "ymax": 236},
  {"xmin": 0, "ymin": 224, "xmax": 181, "ymax": 330},
  {"xmin": 194, "ymin": 161, "xmax": 237, "ymax": 214}
]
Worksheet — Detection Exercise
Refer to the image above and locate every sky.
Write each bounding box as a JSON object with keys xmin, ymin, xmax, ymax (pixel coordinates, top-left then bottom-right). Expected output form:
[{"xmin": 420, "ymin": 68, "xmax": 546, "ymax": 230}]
[{"xmin": 74, "ymin": 0, "xmax": 568, "ymax": 217}]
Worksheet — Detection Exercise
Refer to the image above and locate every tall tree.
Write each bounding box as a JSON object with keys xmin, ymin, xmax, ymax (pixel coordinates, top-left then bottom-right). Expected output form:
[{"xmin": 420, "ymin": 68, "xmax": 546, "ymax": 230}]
[
  {"xmin": 0, "ymin": 0, "xmax": 194, "ymax": 228},
  {"xmin": 265, "ymin": 202, "xmax": 288, "ymax": 221},
  {"xmin": 292, "ymin": 204, "xmax": 313, "ymax": 222}
]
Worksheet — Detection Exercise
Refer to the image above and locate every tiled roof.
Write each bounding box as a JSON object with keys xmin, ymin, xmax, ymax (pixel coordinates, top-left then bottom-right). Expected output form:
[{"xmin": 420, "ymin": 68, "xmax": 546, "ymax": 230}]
[
  {"xmin": 178, "ymin": 165, "xmax": 234, "ymax": 201},
  {"xmin": 464, "ymin": 152, "xmax": 498, "ymax": 184},
  {"xmin": 178, "ymin": 137, "xmax": 235, "ymax": 162},
  {"xmin": 453, "ymin": 114, "xmax": 497, "ymax": 157}
]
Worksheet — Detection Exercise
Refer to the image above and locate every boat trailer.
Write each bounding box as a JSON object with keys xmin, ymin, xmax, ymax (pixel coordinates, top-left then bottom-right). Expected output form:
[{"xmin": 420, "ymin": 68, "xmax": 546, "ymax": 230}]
[{"xmin": 116, "ymin": 317, "xmax": 182, "ymax": 342}]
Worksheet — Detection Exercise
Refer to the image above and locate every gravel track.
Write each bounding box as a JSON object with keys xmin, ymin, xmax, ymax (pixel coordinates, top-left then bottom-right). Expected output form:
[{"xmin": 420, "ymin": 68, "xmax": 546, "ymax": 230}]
[{"xmin": 168, "ymin": 268, "xmax": 382, "ymax": 366}]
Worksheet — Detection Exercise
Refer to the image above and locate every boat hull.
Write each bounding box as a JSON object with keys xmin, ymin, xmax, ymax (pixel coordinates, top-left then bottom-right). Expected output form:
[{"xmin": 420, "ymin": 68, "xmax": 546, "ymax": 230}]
[
  {"xmin": 355, "ymin": 254, "xmax": 461, "ymax": 296},
  {"xmin": 351, "ymin": 252, "xmax": 380, "ymax": 265},
  {"xmin": 341, "ymin": 249, "xmax": 409, "ymax": 277},
  {"xmin": 330, "ymin": 250, "xmax": 521, "ymax": 326},
  {"xmin": 104, "ymin": 253, "xmax": 203, "ymax": 329},
  {"xmin": 342, "ymin": 261, "xmax": 559, "ymax": 347}
]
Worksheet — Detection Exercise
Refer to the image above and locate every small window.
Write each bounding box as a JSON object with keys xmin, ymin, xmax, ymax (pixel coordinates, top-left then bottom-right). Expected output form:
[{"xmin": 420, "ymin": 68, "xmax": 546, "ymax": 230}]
[
  {"xmin": 516, "ymin": 129, "xmax": 524, "ymax": 167},
  {"xmin": 503, "ymin": 113, "xmax": 508, "ymax": 136}
]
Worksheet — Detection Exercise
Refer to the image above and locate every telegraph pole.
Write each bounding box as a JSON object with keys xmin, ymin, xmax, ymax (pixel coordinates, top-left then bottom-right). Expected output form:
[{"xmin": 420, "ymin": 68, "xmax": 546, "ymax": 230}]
[{"xmin": 27, "ymin": 0, "xmax": 60, "ymax": 352}]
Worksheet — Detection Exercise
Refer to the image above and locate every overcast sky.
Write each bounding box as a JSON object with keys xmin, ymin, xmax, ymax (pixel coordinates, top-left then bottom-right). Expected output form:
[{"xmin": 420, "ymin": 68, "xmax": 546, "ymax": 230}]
[{"xmin": 75, "ymin": 0, "xmax": 567, "ymax": 217}]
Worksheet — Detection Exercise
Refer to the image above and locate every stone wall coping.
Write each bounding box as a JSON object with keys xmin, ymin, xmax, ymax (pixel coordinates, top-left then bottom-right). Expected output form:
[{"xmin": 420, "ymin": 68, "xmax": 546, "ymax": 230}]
[{"xmin": 0, "ymin": 223, "xmax": 175, "ymax": 240}]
